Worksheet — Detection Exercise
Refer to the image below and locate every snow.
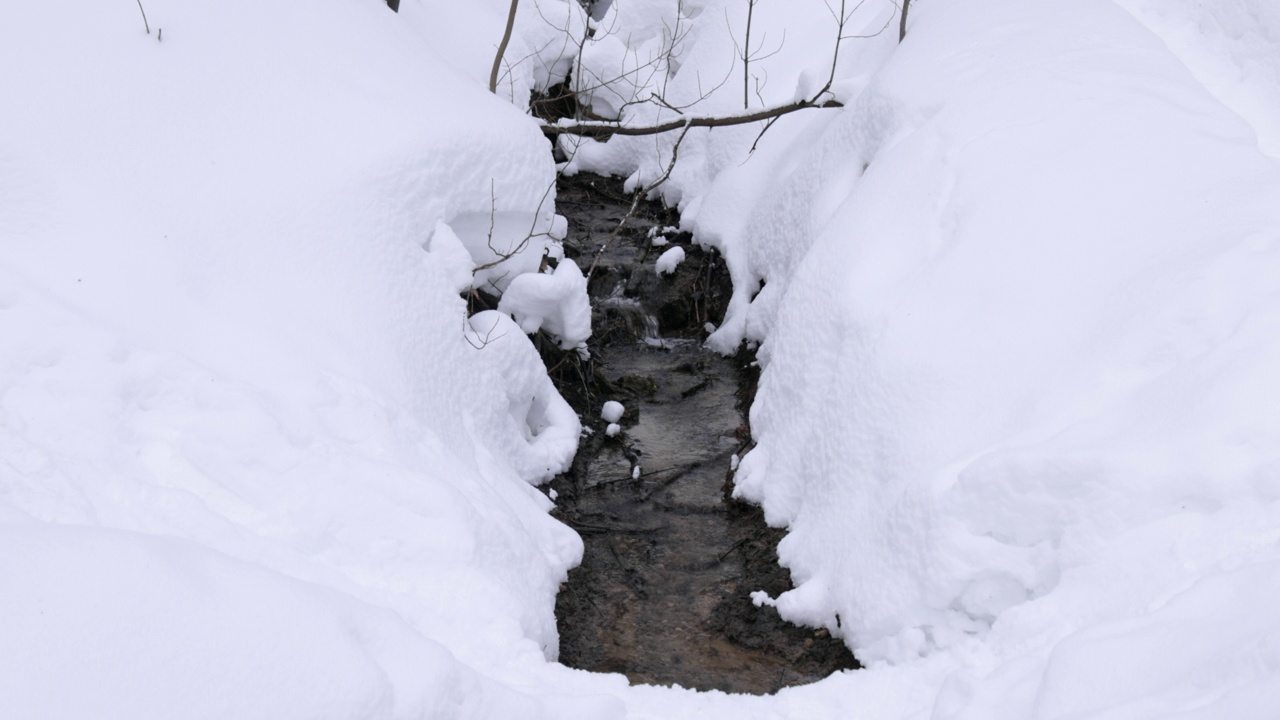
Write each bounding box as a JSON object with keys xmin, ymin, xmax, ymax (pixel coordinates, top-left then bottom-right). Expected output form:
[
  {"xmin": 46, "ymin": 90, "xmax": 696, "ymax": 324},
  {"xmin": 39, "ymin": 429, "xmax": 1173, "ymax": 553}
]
[
  {"xmin": 438, "ymin": 211, "xmax": 566, "ymax": 295},
  {"xmin": 467, "ymin": 311, "xmax": 582, "ymax": 482},
  {"xmin": 606, "ymin": 423, "xmax": 622, "ymax": 438},
  {"xmin": 496, "ymin": 258, "xmax": 593, "ymax": 349},
  {"xmin": 1115, "ymin": 0, "xmax": 1280, "ymax": 158},
  {"xmin": 722, "ymin": 0, "xmax": 1280, "ymax": 672},
  {"xmin": 602, "ymin": 400, "xmax": 626, "ymax": 423},
  {"xmin": 571, "ymin": 0, "xmax": 1280, "ymax": 715},
  {"xmin": 1, "ymin": 0, "xmax": 585, "ymax": 715},
  {"xmin": 655, "ymin": 246, "xmax": 686, "ymax": 275},
  {"xmin": 6, "ymin": 0, "xmax": 1280, "ymax": 717}
]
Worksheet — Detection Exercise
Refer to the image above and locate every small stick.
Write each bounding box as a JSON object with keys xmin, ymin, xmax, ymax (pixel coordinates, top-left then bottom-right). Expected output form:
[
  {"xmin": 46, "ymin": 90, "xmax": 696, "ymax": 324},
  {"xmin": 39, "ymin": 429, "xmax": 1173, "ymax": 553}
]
[
  {"xmin": 718, "ymin": 538, "xmax": 749, "ymax": 563},
  {"xmin": 135, "ymin": 0, "xmax": 150, "ymax": 34}
]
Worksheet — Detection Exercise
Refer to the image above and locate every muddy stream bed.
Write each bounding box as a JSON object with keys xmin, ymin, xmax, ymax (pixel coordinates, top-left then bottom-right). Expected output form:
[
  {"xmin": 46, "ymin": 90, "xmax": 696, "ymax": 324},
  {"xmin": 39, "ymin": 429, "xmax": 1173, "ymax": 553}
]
[{"xmin": 541, "ymin": 173, "xmax": 858, "ymax": 694}]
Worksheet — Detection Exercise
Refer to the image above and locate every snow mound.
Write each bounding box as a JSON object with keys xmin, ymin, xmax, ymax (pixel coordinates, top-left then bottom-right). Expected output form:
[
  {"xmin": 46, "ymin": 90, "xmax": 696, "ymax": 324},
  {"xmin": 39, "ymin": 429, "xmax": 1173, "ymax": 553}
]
[
  {"xmin": 496, "ymin": 258, "xmax": 592, "ymax": 349},
  {"xmin": 601, "ymin": 400, "xmax": 626, "ymax": 423},
  {"xmin": 655, "ymin": 246, "xmax": 686, "ymax": 275}
]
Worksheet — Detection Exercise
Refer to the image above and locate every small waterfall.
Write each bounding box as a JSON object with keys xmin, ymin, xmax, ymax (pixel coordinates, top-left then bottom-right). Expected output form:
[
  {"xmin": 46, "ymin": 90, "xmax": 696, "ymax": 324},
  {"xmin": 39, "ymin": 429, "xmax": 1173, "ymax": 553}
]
[{"xmin": 597, "ymin": 286, "xmax": 667, "ymax": 348}]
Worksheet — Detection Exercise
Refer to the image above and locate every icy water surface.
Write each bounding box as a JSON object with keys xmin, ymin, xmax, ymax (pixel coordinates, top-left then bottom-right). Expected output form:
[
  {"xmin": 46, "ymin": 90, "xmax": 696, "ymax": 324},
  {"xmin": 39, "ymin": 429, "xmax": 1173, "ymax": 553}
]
[{"xmin": 546, "ymin": 174, "xmax": 857, "ymax": 694}]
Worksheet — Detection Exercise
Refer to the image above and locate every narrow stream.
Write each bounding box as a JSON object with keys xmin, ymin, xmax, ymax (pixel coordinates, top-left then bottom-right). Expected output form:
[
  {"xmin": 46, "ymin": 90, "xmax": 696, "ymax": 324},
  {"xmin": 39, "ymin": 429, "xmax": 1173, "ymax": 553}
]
[{"xmin": 545, "ymin": 174, "xmax": 857, "ymax": 694}]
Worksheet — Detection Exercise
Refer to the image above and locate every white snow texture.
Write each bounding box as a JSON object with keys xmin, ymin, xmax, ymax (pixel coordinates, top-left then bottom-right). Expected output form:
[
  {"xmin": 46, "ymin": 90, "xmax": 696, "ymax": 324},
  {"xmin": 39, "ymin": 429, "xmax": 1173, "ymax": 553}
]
[{"xmin": 4, "ymin": 0, "xmax": 1280, "ymax": 718}]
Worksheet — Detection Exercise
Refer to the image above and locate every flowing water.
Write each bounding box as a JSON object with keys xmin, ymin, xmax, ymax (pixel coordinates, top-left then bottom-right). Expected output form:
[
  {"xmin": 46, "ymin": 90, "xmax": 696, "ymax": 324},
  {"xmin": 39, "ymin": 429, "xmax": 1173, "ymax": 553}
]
[{"xmin": 544, "ymin": 174, "xmax": 857, "ymax": 694}]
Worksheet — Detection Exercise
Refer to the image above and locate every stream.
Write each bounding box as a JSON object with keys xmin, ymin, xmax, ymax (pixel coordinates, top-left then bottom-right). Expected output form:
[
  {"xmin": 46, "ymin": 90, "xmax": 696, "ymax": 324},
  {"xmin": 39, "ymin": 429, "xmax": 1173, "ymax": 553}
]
[{"xmin": 543, "ymin": 173, "xmax": 858, "ymax": 694}]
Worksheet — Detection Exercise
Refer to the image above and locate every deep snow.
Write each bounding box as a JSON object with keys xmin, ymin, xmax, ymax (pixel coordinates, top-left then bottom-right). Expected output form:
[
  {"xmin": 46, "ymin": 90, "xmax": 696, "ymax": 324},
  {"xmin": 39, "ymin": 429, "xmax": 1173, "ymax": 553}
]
[{"xmin": 4, "ymin": 0, "xmax": 1280, "ymax": 718}]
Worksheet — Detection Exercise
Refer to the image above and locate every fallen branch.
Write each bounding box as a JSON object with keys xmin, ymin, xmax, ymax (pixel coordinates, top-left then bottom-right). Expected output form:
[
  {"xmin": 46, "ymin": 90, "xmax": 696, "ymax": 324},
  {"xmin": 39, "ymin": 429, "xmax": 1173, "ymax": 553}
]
[
  {"xmin": 541, "ymin": 96, "xmax": 842, "ymax": 138},
  {"xmin": 639, "ymin": 468, "xmax": 689, "ymax": 501}
]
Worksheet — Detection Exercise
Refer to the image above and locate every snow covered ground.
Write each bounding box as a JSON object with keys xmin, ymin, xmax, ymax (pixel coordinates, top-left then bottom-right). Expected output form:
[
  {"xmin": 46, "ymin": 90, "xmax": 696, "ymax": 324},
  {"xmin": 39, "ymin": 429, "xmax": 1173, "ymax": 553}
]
[{"xmin": 4, "ymin": 0, "xmax": 1280, "ymax": 718}]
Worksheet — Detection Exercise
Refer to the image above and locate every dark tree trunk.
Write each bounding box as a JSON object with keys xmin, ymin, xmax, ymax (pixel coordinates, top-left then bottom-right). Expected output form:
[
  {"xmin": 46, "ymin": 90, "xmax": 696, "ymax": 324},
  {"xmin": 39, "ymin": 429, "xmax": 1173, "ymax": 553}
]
[{"xmin": 386, "ymin": 0, "xmax": 400, "ymax": 12}]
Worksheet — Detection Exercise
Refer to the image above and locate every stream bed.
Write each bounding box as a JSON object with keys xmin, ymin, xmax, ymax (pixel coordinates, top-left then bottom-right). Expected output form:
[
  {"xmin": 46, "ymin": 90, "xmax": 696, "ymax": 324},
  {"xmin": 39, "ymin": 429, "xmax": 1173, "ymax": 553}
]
[{"xmin": 544, "ymin": 174, "xmax": 857, "ymax": 694}]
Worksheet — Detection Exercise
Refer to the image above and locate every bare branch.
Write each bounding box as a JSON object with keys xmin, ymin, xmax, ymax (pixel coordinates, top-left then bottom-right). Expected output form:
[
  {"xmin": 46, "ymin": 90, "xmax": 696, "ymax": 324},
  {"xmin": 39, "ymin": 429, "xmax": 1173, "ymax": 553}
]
[
  {"xmin": 135, "ymin": 0, "xmax": 150, "ymax": 34},
  {"xmin": 464, "ymin": 318, "xmax": 508, "ymax": 350},
  {"xmin": 900, "ymin": 0, "xmax": 912, "ymax": 42},
  {"xmin": 743, "ymin": 0, "xmax": 757, "ymax": 109},
  {"xmin": 585, "ymin": 121, "xmax": 695, "ymax": 280},
  {"xmin": 748, "ymin": 115, "xmax": 781, "ymax": 155},
  {"xmin": 490, "ymin": 0, "xmax": 522, "ymax": 94},
  {"xmin": 541, "ymin": 95, "xmax": 841, "ymax": 138},
  {"xmin": 472, "ymin": 176, "xmax": 560, "ymax": 274}
]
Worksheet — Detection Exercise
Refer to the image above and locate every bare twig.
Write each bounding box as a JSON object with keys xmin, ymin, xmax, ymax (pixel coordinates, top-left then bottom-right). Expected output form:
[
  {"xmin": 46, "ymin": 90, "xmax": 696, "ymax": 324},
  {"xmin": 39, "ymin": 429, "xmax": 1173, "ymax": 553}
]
[
  {"xmin": 584, "ymin": 120, "xmax": 694, "ymax": 280},
  {"xmin": 464, "ymin": 317, "xmax": 508, "ymax": 350},
  {"xmin": 742, "ymin": 0, "xmax": 757, "ymax": 109},
  {"xmin": 639, "ymin": 469, "xmax": 689, "ymax": 501},
  {"xmin": 471, "ymin": 176, "xmax": 559, "ymax": 274},
  {"xmin": 718, "ymin": 538, "xmax": 749, "ymax": 563},
  {"xmin": 135, "ymin": 0, "xmax": 150, "ymax": 34},
  {"xmin": 490, "ymin": 0, "xmax": 522, "ymax": 94}
]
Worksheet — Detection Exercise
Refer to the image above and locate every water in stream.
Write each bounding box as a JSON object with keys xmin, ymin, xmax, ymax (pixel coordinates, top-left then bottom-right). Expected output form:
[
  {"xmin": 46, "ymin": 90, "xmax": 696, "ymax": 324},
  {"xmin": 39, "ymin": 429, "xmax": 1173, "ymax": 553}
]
[{"xmin": 544, "ymin": 174, "xmax": 857, "ymax": 694}]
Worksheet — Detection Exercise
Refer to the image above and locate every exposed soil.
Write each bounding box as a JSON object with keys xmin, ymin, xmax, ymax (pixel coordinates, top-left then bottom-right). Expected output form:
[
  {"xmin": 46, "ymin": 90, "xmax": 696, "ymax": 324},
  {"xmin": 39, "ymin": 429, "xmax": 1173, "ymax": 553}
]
[{"xmin": 543, "ymin": 173, "xmax": 858, "ymax": 694}]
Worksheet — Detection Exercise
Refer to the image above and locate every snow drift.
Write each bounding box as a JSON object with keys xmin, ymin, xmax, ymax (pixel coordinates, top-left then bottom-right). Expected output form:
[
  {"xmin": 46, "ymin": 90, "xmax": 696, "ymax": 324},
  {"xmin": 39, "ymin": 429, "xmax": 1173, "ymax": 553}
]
[
  {"xmin": 570, "ymin": 0, "xmax": 1280, "ymax": 715},
  {"xmin": 1, "ymin": 0, "xmax": 590, "ymax": 716}
]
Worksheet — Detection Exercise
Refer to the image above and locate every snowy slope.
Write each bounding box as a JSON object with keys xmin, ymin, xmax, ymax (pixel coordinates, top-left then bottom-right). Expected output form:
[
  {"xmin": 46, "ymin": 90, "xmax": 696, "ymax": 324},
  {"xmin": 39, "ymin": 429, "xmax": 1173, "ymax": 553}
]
[
  {"xmin": 571, "ymin": 0, "xmax": 1280, "ymax": 717},
  {"xmin": 0, "ymin": 0, "xmax": 590, "ymax": 716}
]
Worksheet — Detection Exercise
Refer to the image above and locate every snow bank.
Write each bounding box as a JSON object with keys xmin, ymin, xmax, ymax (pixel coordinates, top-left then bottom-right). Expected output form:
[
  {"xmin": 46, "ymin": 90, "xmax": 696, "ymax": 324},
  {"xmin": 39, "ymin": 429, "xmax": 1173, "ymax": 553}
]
[
  {"xmin": 468, "ymin": 311, "xmax": 582, "ymax": 479},
  {"xmin": 0, "ymin": 523, "xmax": 533, "ymax": 719},
  {"xmin": 569, "ymin": 0, "xmax": 1280, "ymax": 715},
  {"xmin": 0, "ymin": 0, "xmax": 587, "ymax": 715},
  {"xmin": 730, "ymin": 0, "xmax": 1280, "ymax": 671}
]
